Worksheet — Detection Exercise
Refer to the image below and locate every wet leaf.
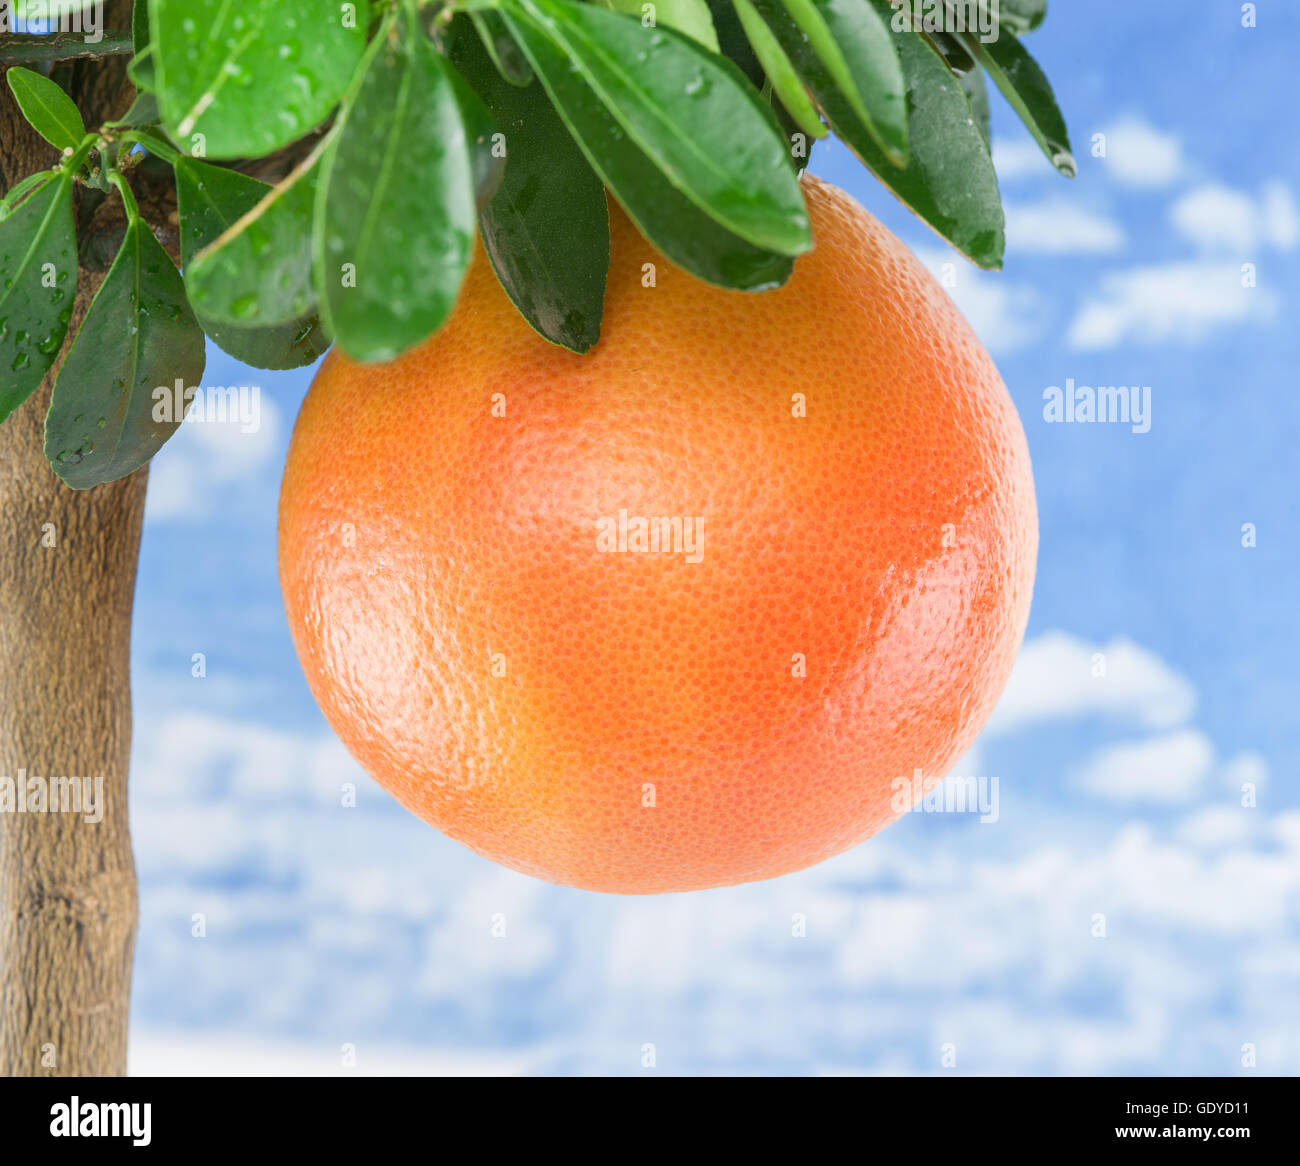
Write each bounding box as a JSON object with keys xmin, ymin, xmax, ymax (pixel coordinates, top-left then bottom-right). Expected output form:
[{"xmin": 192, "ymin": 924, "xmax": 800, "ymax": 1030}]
[
  {"xmin": 444, "ymin": 52, "xmax": 507, "ymax": 211},
  {"xmin": 926, "ymin": 29, "xmax": 974, "ymax": 73},
  {"xmin": 180, "ymin": 157, "xmax": 318, "ymax": 327},
  {"xmin": 6, "ymin": 68, "xmax": 86, "ymax": 153},
  {"xmin": 129, "ymin": 0, "xmax": 157, "ymax": 92},
  {"xmin": 113, "ymin": 91, "xmax": 161, "ymax": 129},
  {"xmin": 45, "ymin": 218, "xmax": 206, "ymax": 488},
  {"xmin": 782, "ymin": 0, "xmax": 906, "ymax": 164},
  {"xmin": 0, "ymin": 175, "xmax": 77, "ymax": 424},
  {"xmin": 608, "ymin": 0, "xmax": 720, "ymax": 51},
  {"xmin": 200, "ymin": 314, "xmax": 331, "ymax": 371},
  {"xmin": 964, "ymin": 25, "xmax": 1073, "ymax": 175},
  {"xmin": 174, "ymin": 157, "xmax": 328, "ymax": 369},
  {"xmin": 315, "ymin": 10, "xmax": 478, "ymax": 362},
  {"xmin": 960, "ymin": 65, "xmax": 990, "ymax": 146},
  {"xmin": 503, "ymin": 2, "xmax": 795, "ymax": 290},
  {"xmin": 707, "ymin": 0, "xmax": 818, "ymax": 170},
  {"xmin": 506, "ymin": 0, "xmax": 809, "ymax": 257},
  {"xmin": 754, "ymin": 0, "xmax": 1003, "ymax": 267},
  {"xmin": 470, "ymin": 9, "xmax": 534, "ymax": 86},
  {"xmin": 450, "ymin": 15, "xmax": 608, "ymax": 352},
  {"xmin": 732, "ymin": 0, "xmax": 826, "ymax": 142},
  {"xmin": 989, "ymin": 0, "xmax": 1047, "ymax": 35},
  {"xmin": 151, "ymin": 0, "xmax": 367, "ymax": 159}
]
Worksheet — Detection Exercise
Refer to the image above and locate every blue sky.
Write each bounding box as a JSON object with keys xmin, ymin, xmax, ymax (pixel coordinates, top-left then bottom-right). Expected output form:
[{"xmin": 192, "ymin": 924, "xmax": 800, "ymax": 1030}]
[{"xmin": 123, "ymin": 3, "xmax": 1300, "ymax": 1074}]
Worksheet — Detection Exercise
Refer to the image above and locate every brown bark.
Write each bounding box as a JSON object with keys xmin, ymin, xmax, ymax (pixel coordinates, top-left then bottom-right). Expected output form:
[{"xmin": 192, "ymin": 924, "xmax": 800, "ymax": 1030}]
[{"xmin": 0, "ymin": 3, "xmax": 144, "ymax": 1077}]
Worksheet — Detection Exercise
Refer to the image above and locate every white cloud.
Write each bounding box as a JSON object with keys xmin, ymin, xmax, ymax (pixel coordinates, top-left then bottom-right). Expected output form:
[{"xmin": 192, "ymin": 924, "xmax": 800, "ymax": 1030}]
[
  {"xmin": 122, "ymin": 665, "xmax": 1299, "ymax": 1075},
  {"xmin": 991, "ymin": 138, "xmax": 1053, "ymax": 182},
  {"xmin": 1170, "ymin": 181, "xmax": 1300, "ymax": 254},
  {"xmin": 1260, "ymin": 181, "xmax": 1300, "ymax": 249},
  {"xmin": 417, "ymin": 871, "xmax": 559, "ymax": 992},
  {"xmin": 1170, "ymin": 184, "xmax": 1259, "ymax": 253},
  {"xmin": 1097, "ymin": 117, "xmax": 1185, "ymax": 189},
  {"xmin": 1071, "ymin": 729, "xmax": 1214, "ymax": 804},
  {"xmin": 131, "ymin": 1032, "xmax": 539, "ymax": 1076},
  {"xmin": 985, "ymin": 631, "xmax": 1196, "ymax": 736},
  {"xmin": 1089, "ymin": 823, "xmax": 1296, "ymax": 935},
  {"xmin": 1176, "ymin": 805, "xmax": 1254, "ymax": 848},
  {"xmin": 1222, "ymin": 751, "xmax": 1269, "ymax": 794},
  {"xmin": 1272, "ymin": 811, "xmax": 1300, "ymax": 851},
  {"xmin": 145, "ymin": 391, "xmax": 282, "ymax": 523},
  {"xmin": 1005, "ymin": 198, "xmax": 1126, "ymax": 254},
  {"xmin": 134, "ymin": 711, "xmax": 352, "ymax": 804},
  {"xmin": 1066, "ymin": 261, "xmax": 1273, "ymax": 349}
]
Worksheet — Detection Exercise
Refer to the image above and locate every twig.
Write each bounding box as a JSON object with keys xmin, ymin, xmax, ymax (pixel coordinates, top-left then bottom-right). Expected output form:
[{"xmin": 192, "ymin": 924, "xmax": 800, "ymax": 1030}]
[
  {"xmin": 0, "ymin": 32, "xmax": 134, "ymax": 65},
  {"xmin": 192, "ymin": 128, "xmax": 337, "ymax": 266}
]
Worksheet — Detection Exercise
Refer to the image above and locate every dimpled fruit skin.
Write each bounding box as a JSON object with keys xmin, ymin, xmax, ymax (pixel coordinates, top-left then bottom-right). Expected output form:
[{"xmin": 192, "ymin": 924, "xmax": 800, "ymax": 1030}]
[{"xmin": 278, "ymin": 175, "xmax": 1037, "ymax": 894}]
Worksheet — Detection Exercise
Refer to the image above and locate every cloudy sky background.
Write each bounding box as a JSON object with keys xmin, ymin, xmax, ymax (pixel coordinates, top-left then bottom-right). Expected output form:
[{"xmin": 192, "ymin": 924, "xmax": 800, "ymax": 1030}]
[{"xmin": 122, "ymin": 3, "xmax": 1299, "ymax": 1074}]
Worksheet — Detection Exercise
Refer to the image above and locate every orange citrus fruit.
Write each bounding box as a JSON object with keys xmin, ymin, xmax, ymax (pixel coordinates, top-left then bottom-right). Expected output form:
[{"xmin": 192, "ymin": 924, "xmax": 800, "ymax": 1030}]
[{"xmin": 278, "ymin": 174, "xmax": 1037, "ymax": 894}]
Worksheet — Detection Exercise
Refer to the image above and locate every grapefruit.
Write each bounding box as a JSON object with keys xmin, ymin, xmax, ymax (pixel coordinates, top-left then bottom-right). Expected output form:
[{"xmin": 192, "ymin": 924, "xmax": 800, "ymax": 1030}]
[{"xmin": 278, "ymin": 174, "xmax": 1037, "ymax": 893}]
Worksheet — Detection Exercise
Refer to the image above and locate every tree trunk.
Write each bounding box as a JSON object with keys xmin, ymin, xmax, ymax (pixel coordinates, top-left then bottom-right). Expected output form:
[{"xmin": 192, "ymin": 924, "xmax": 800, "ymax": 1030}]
[
  {"xmin": 0, "ymin": 6, "xmax": 143, "ymax": 1077},
  {"xmin": 0, "ymin": 360, "xmax": 146, "ymax": 1078}
]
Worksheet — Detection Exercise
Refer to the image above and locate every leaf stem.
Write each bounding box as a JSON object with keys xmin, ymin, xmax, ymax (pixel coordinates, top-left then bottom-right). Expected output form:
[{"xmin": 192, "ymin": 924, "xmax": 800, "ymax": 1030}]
[
  {"xmin": 63, "ymin": 133, "xmax": 100, "ymax": 175},
  {"xmin": 118, "ymin": 129, "xmax": 182, "ymax": 166},
  {"xmin": 0, "ymin": 32, "xmax": 135, "ymax": 64},
  {"xmin": 107, "ymin": 169, "xmax": 139, "ymax": 222}
]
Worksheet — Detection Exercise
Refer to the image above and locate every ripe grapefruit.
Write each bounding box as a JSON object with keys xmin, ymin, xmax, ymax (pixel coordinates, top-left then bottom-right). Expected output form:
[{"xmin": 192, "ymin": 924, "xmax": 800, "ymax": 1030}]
[{"xmin": 278, "ymin": 175, "xmax": 1037, "ymax": 894}]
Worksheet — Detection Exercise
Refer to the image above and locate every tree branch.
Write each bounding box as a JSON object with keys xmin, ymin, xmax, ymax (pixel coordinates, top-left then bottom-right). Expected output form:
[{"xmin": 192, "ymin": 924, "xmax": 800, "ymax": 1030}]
[{"xmin": 0, "ymin": 32, "xmax": 134, "ymax": 65}]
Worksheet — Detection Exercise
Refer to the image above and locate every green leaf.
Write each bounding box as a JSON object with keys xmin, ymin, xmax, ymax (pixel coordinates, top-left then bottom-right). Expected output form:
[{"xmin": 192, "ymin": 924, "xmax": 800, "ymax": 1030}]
[
  {"xmin": 444, "ymin": 53, "xmax": 507, "ymax": 211},
  {"xmin": 925, "ymin": 29, "xmax": 974, "ymax": 73},
  {"xmin": 782, "ymin": 0, "xmax": 906, "ymax": 164},
  {"xmin": 708, "ymin": 0, "xmax": 766, "ymax": 86},
  {"xmin": 315, "ymin": 12, "xmax": 478, "ymax": 363},
  {"xmin": 988, "ymin": 0, "xmax": 1047, "ymax": 35},
  {"xmin": 959, "ymin": 64, "xmax": 990, "ymax": 147},
  {"xmin": 174, "ymin": 160, "xmax": 271, "ymax": 271},
  {"xmin": 754, "ymin": 0, "xmax": 1003, "ymax": 267},
  {"xmin": 181, "ymin": 159, "xmax": 318, "ymax": 327},
  {"xmin": 0, "ymin": 175, "xmax": 77, "ymax": 424},
  {"xmin": 450, "ymin": 15, "xmax": 608, "ymax": 353},
  {"xmin": 502, "ymin": 3, "xmax": 794, "ymax": 291},
  {"xmin": 608, "ymin": 0, "xmax": 721, "ymax": 52},
  {"xmin": 921, "ymin": 28, "xmax": 989, "ymax": 148},
  {"xmin": 963, "ymin": 25, "xmax": 1073, "ymax": 175},
  {"xmin": 5, "ymin": 68, "xmax": 86, "ymax": 154},
  {"xmin": 132, "ymin": 0, "xmax": 150, "ymax": 48},
  {"xmin": 128, "ymin": 47, "xmax": 157, "ymax": 94},
  {"xmin": 706, "ymin": 0, "xmax": 816, "ymax": 170},
  {"xmin": 0, "ymin": 170, "xmax": 57, "ymax": 221},
  {"xmin": 732, "ymin": 0, "xmax": 825, "ymax": 141},
  {"xmin": 174, "ymin": 157, "xmax": 327, "ymax": 369},
  {"xmin": 151, "ymin": 0, "xmax": 368, "ymax": 160},
  {"xmin": 130, "ymin": 0, "xmax": 157, "ymax": 92},
  {"xmin": 45, "ymin": 217, "xmax": 206, "ymax": 488},
  {"xmin": 112, "ymin": 91, "xmax": 161, "ymax": 129},
  {"xmin": 471, "ymin": 9, "xmax": 534, "ymax": 86},
  {"xmin": 508, "ymin": 0, "xmax": 809, "ymax": 257},
  {"xmin": 201, "ymin": 314, "xmax": 331, "ymax": 371}
]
